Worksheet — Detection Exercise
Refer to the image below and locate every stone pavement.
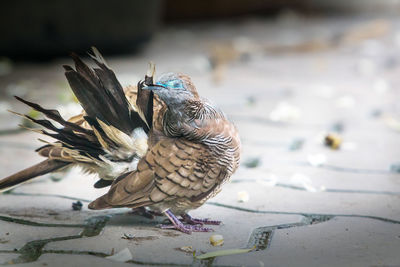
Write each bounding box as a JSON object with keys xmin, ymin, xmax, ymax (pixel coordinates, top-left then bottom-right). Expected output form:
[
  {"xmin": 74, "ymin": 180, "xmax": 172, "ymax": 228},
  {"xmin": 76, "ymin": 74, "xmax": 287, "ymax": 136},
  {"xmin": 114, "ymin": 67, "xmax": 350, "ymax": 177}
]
[{"xmin": 0, "ymin": 13, "xmax": 400, "ymax": 266}]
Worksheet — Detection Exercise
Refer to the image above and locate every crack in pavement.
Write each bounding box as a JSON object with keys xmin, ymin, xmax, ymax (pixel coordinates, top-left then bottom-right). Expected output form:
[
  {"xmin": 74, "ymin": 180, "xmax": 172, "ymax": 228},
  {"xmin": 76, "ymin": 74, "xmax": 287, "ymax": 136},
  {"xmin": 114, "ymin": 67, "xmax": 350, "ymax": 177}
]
[
  {"xmin": 246, "ymin": 214, "xmax": 334, "ymax": 251},
  {"xmin": 232, "ymin": 179, "xmax": 400, "ymax": 196},
  {"xmin": 7, "ymin": 192, "xmax": 92, "ymax": 203},
  {"xmin": 1, "ymin": 194, "xmax": 398, "ymax": 265},
  {"xmin": 0, "ymin": 212, "xmax": 240, "ymax": 267},
  {"xmin": 302, "ymin": 162, "xmax": 393, "ymax": 175},
  {"xmin": 0, "ymin": 216, "xmax": 109, "ymax": 265},
  {"xmin": 0, "ymin": 214, "xmax": 85, "ymax": 228},
  {"xmin": 6, "ymin": 192, "xmax": 400, "ymax": 224},
  {"xmin": 206, "ymin": 202, "xmax": 400, "ymax": 224}
]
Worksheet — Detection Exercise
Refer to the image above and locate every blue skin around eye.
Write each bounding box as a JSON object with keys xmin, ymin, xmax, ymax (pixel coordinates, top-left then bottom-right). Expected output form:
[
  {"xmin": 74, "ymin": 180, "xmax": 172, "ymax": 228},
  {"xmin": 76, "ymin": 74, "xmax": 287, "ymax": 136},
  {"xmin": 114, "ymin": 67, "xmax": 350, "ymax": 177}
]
[{"xmin": 156, "ymin": 80, "xmax": 184, "ymax": 89}]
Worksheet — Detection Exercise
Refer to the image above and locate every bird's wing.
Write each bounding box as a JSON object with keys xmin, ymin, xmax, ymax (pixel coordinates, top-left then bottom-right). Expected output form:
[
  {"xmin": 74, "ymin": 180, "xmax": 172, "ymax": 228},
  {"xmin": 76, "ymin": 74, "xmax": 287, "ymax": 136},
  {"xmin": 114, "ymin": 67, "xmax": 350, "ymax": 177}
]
[{"xmin": 89, "ymin": 138, "xmax": 223, "ymax": 209}]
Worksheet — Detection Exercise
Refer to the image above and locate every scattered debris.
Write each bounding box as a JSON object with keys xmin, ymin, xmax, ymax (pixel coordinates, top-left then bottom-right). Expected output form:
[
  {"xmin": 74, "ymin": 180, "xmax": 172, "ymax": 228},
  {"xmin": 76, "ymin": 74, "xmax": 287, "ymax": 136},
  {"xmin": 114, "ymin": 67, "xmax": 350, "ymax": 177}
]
[
  {"xmin": 370, "ymin": 109, "xmax": 382, "ymax": 118},
  {"xmin": 121, "ymin": 234, "xmax": 159, "ymax": 243},
  {"xmin": 122, "ymin": 233, "xmax": 135, "ymax": 240},
  {"xmin": 373, "ymin": 78, "xmax": 390, "ymax": 95},
  {"xmin": 307, "ymin": 154, "xmax": 327, "ymax": 167},
  {"xmin": 289, "ymin": 138, "xmax": 305, "ymax": 151},
  {"xmin": 256, "ymin": 174, "xmax": 278, "ymax": 187},
  {"xmin": 325, "ymin": 133, "xmax": 342, "ymax": 149},
  {"xmin": 50, "ymin": 172, "xmax": 64, "ymax": 182},
  {"xmin": 246, "ymin": 96, "xmax": 256, "ymax": 106},
  {"xmin": 175, "ymin": 246, "xmax": 194, "ymax": 254},
  {"xmin": 105, "ymin": 248, "xmax": 133, "ymax": 262},
  {"xmin": 0, "ymin": 238, "xmax": 9, "ymax": 244},
  {"xmin": 383, "ymin": 115, "xmax": 400, "ymax": 132},
  {"xmin": 237, "ymin": 191, "xmax": 249, "ymax": 203},
  {"xmin": 331, "ymin": 122, "xmax": 344, "ymax": 133},
  {"xmin": 72, "ymin": 201, "xmax": 83, "ymax": 211},
  {"xmin": 390, "ymin": 163, "xmax": 400, "ymax": 173},
  {"xmin": 290, "ymin": 173, "xmax": 325, "ymax": 193},
  {"xmin": 269, "ymin": 102, "xmax": 301, "ymax": 122},
  {"xmin": 195, "ymin": 246, "xmax": 255, "ymax": 260},
  {"xmin": 243, "ymin": 157, "xmax": 261, "ymax": 168},
  {"xmin": 336, "ymin": 95, "xmax": 355, "ymax": 108},
  {"xmin": 210, "ymin": 234, "xmax": 224, "ymax": 246}
]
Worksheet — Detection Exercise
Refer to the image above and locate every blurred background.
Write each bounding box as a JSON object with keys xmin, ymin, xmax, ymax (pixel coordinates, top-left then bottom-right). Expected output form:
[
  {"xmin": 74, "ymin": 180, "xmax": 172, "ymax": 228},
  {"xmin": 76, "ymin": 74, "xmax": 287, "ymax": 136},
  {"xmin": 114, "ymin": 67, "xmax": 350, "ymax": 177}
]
[
  {"xmin": 1, "ymin": 0, "xmax": 400, "ymax": 58},
  {"xmin": 1, "ymin": 1, "xmax": 400, "ymax": 266}
]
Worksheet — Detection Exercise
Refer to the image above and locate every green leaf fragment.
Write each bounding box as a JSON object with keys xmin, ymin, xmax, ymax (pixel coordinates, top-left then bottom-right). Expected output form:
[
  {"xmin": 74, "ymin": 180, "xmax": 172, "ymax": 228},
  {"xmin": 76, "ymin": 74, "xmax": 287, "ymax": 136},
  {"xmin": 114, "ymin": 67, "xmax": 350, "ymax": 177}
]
[{"xmin": 195, "ymin": 246, "xmax": 256, "ymax": 260}]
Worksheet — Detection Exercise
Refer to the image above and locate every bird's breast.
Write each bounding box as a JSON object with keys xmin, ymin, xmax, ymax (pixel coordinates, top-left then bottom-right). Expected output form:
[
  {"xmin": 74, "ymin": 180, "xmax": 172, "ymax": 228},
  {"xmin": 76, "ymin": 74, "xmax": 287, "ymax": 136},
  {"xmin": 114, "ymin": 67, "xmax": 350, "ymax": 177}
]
[{"xmin": 202, "ymin": 120, "xmax": 241, "ymax": 176}]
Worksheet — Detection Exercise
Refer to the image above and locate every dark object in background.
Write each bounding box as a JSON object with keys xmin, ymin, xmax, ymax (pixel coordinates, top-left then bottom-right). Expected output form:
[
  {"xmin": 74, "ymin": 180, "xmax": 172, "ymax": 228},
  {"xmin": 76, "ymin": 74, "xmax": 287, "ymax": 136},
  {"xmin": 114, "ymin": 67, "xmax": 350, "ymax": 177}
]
[
  {"xmin": 0, "ymin": 1, "xmax": 161, "ymax": 59},
  {"xmin": 163, "ymin": 0, "xmax": 305, "ymax": 21},
  {"xmin": 72, "ymin": 201, "xmax": 83, "ymax": 211},
  {"xmin": 163, "ymin": 0, "xmax": 400, "ymax": 22}
]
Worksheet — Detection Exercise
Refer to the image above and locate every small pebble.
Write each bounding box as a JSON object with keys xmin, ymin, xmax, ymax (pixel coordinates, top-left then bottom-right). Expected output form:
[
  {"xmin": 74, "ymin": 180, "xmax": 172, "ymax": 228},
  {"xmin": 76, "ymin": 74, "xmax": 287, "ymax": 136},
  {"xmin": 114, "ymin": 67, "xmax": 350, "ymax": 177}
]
[
  {"xmin": 237, "ymin": 191, "xmax": 249, "ymax": 203},
  {"xmin": 336, "ymin": 96, "xmax": 355, "ymax": 109},
  {"xmin": 72, "ymin": 201, "xmax": 83, "ymax": 211},
  {"xmin": 289, "ymin": 138, "xmax": 305, "ymax": 151},
  {"xmin": 331, "ymin": 122, "xmax": 344, "ymax": 133},
  {"xmin": 325, "ymin": 133, "xmax": 342, "ymax": 149},
  {"xmin": 122, "ymin": 233, "xmax": 135, "ymax": 240},
  {"xmin": 370, "ymin": 109, "xmax": 382, "ymax": 118},
  {"xmin": 244, "ymin": 157, "xmax": 261, "ymax": 168},
  {"xmin": 210, "ymin": 234, "xmax": 224, "ymax": 246},
  {"xmin": 175, "ymin": 246, "xmax": 194, "ymax": 253},
  {"xmin": 390, "ymin": 163, "xmax": 400, "ymax": 173}
]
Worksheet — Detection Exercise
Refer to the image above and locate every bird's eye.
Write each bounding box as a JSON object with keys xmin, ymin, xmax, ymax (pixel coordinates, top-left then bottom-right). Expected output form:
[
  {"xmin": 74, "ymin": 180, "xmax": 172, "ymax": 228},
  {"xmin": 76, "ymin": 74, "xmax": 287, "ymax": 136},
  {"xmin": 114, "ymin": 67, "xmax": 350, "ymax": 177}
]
[{"xmin": 167, "ymin": 80, "xmax": 183, "ymax": 89}]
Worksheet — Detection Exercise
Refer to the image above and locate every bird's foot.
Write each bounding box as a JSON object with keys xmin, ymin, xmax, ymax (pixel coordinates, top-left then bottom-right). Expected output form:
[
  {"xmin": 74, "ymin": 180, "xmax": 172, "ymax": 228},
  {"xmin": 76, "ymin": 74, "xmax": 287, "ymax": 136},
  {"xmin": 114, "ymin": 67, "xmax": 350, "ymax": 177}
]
[
  {"xmin": 162, "ymin": 209, "xmax": 214, "ymax": 234},
  {"xmin": 181, "ymin": 213, "xmax": 221, "ymax": 225},
  {"xmin": 130, "ymin": 207, "xmax": 163, "ymax": 219}
]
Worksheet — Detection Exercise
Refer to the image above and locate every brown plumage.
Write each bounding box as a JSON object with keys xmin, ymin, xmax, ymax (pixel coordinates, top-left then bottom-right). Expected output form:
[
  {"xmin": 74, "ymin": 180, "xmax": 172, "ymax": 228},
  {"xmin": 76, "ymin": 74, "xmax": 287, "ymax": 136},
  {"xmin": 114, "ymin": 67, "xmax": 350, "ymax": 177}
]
[
  {"xmin": 89, "ymin": 72, "xmax": 241, "ymax": 233},
  {"xmin": 0, "ymin": 49, "xmax": 241, "ymax": 234}
]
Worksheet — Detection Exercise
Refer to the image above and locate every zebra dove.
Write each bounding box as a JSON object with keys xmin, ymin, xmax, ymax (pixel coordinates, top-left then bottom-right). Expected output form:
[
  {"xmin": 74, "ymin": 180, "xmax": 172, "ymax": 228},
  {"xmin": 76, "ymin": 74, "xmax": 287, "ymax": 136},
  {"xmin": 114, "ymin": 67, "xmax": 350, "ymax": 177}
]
[{"xmin": 0, "ymin": 48, "xmax": 241, "ymax": 234}]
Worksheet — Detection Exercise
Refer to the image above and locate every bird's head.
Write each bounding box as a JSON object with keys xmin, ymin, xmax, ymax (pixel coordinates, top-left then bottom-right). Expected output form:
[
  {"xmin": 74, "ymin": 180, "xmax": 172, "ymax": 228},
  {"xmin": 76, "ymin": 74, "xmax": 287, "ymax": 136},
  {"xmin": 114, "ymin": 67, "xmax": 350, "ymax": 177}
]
[{"xmin": 142, "ymin": 72, "xmax": 199, "ymax": 106}]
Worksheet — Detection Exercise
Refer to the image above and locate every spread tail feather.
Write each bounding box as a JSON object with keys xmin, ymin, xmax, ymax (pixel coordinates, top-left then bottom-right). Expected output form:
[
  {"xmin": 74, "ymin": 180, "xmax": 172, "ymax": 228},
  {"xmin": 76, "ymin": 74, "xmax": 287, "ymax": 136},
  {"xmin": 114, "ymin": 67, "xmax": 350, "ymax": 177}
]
[{"xmin": 0, "ymin": 159, "xmax": 70, "ymax": 192}]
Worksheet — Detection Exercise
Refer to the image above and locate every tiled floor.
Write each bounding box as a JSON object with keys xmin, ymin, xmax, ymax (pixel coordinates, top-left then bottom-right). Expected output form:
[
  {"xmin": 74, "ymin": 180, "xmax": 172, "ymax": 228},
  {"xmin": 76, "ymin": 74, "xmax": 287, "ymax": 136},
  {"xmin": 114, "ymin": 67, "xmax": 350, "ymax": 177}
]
[{"xmin": 0, "ymin": 13, "xmax": 400, "ymax": 266}]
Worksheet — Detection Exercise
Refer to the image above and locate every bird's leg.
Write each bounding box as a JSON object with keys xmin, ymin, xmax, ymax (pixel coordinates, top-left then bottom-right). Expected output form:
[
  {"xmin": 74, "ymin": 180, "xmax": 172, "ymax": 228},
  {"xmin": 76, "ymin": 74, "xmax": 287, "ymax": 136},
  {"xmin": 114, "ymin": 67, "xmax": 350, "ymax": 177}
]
[
  {"xmin": 130, "ymin": 207, "xmax": 163, "ymax": 219},
  {"xmin": 181, "ymin": 213, "xmax": 221, "ymax": 225},
  {"xmin": 160, "ymin": 209, "xmax": 214, "ymax": 234}
]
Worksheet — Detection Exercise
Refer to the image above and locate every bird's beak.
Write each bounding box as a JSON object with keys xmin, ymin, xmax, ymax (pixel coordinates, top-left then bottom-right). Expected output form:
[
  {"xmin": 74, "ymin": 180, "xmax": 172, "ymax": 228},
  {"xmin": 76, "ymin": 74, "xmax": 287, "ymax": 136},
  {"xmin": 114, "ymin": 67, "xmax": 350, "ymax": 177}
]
[{"xmin": 141, "ymin": 84, "xmax": 166, "ymax": 91}]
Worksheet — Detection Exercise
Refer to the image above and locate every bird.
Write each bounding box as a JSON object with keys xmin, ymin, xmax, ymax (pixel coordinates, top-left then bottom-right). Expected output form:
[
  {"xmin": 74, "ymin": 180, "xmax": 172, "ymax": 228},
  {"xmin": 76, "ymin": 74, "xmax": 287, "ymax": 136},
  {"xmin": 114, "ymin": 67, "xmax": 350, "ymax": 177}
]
[{"xmin": 0, "ymin": 48, "xmax": 241, "ymax": 234}]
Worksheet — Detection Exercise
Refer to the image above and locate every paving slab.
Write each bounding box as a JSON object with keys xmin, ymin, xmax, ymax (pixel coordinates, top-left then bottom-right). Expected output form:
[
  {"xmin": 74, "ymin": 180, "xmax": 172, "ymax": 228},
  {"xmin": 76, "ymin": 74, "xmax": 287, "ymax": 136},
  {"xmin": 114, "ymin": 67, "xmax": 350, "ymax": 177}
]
[{"xmin": 1, "ymin": 12, "xmax": 400, "ymax": 267}]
